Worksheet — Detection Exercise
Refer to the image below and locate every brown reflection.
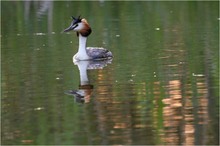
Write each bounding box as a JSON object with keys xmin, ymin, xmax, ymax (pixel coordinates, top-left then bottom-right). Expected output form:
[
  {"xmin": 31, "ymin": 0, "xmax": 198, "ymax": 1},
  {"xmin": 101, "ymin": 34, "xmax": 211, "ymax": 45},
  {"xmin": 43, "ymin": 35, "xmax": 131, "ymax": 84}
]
[
  {"xmin": 93, "ymin": 72, "xmax": 152, "ymax": 144},
  {"xmin": 162, "ymin": 80, "xmax": 183, "ymax": 145},
  {"xmin": 157, "ymin": 24, "xmax": 209, "ymax": 145},
  {"xmin": 161, "ymin": 78, "xmax": 209, "ymax": 145},
  {"xmin": 65, "ymin": 60, "xmax": 112, "ymax": 103}
]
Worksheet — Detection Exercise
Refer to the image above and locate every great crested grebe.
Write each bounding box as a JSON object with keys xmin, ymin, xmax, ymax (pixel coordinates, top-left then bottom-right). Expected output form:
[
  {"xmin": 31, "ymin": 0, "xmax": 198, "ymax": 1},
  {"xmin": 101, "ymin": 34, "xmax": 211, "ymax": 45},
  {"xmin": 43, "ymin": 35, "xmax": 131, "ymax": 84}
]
[{"xmin": 63, "ymin": 16, "xmax": 113, "ymax": 61}]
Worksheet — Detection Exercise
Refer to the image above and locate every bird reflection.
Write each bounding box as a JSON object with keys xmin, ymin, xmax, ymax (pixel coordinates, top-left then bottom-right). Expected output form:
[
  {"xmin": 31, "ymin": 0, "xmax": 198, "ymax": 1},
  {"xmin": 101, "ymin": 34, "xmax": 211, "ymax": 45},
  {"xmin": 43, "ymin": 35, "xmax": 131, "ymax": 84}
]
[{"xmin": 65, "ymin": 59, "xmax": 112, "ymax": 103}]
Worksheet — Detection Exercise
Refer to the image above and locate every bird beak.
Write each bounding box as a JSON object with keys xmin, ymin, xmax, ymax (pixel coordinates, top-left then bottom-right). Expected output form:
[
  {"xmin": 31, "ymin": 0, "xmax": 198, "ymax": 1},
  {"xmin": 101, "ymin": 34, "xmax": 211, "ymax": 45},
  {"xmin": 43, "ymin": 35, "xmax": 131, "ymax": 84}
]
[{"xmin": 63, "ymin": 24, "xmax": 74, "ymax": 32}]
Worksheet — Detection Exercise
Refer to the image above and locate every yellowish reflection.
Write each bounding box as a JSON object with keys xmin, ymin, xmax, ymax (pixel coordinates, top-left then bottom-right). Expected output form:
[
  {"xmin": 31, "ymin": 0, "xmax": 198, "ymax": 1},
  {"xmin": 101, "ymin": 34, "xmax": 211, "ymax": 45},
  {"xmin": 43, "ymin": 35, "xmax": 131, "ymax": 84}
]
[{"xmin": 161, "ymin": 78, "xmax": 209, "ymax": 145}]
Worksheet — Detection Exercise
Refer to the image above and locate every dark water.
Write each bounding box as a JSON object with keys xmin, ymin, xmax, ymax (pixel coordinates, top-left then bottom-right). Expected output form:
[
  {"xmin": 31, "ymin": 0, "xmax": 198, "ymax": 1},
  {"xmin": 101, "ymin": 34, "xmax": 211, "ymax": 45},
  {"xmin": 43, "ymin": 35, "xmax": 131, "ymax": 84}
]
[{"xmin": 1, "ymin": 1, "xmax": 219, "ymax": 145}]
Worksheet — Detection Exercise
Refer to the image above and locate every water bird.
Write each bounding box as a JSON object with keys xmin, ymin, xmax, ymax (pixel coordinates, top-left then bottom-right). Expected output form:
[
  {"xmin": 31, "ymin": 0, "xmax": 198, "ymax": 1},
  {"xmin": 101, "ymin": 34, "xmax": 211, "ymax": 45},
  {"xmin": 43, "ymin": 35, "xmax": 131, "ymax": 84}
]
[{"xmin": 63, "ymin": 16, "xmax": 113, "ymax": 61}]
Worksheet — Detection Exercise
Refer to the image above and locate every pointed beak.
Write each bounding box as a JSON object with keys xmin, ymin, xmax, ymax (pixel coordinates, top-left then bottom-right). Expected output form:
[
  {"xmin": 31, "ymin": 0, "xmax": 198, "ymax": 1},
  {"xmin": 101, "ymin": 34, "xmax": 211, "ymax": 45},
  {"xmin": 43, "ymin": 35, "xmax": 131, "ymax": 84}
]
[{"xmin": 63, "ymin": 24, "xmax": 74, "ymax": 32}]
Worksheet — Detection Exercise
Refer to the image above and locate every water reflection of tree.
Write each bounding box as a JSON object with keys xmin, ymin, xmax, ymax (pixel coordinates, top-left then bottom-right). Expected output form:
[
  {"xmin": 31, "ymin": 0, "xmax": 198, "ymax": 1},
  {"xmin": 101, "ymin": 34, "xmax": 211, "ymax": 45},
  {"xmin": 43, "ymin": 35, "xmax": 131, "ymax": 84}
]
[
  {"xmin": 24, "ymin": 1, "xmax": 53, "ymax": 33},
  {"xmin": 155, "ymin": 24, "xmax": 210, "ymax": 145},
  {"xmin": 92, "ymin": 79, "xmax": 155, "ymax": 145}
]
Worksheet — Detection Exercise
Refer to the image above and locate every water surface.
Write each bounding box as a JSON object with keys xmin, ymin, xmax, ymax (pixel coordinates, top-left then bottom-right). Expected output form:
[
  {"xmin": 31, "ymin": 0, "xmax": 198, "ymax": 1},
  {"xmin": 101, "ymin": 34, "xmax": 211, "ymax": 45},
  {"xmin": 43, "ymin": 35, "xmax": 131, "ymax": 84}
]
[{"xmin": 1, "ymin": 1, "xmax": 219, "ymax": 145}]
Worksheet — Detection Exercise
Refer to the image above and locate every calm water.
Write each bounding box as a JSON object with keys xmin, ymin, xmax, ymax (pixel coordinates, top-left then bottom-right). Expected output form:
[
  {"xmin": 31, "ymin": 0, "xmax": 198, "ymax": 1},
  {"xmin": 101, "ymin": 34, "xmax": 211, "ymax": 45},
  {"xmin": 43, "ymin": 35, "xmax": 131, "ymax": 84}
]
[{"xmin": 1, "ymin": 1, "xmax": 219, "ymax": 145}]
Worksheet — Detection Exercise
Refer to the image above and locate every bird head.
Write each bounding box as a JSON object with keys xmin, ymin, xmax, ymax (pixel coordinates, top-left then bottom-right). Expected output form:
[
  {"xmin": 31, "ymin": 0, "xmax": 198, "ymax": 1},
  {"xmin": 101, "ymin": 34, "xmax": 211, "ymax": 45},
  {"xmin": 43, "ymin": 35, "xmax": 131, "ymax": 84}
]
[{"xmin": 63, "ymin": 16, "xmax": 92, "ymax": 37}]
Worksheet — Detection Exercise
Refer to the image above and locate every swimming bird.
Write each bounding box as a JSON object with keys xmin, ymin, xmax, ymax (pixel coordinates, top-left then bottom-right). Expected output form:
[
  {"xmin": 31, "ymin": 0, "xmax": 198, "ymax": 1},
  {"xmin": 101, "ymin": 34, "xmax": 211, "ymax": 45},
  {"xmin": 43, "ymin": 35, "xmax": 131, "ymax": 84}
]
[{"xmin": 63, "ymin": 16, "xmax": 113, "ymax": 61}]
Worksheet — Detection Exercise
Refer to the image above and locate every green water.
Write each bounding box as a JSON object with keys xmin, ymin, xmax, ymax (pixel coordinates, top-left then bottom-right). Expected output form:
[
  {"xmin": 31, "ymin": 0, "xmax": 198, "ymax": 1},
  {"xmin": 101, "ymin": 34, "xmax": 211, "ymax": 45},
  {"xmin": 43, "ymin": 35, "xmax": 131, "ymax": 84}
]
[{"xmin": 1, "ymin": 1, "xmax": 219, "ymax": 145}]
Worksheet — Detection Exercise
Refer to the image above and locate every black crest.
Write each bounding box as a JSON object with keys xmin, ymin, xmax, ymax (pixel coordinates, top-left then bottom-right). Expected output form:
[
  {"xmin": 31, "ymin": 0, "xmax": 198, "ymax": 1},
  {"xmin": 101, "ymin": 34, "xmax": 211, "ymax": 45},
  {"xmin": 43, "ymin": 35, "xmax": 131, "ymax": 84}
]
[
  {"xmin": 71, "ymin": 15, "xmax": 82, "ymax": 24},
  {"xmin": 63, "ymin": 15, "xmax": 82, "ymax": 32},
  {"xmin": 63, "ymin": 15, "xmax": 92, "ymax": 37}
]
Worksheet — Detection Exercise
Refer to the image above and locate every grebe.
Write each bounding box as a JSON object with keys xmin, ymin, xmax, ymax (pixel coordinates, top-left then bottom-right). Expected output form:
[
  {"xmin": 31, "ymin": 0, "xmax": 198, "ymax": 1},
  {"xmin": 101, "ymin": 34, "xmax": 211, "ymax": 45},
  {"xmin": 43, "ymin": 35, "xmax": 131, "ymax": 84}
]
[{"xmin": 63, "ymin": 16, "xmax": 113, "ymax": 61}]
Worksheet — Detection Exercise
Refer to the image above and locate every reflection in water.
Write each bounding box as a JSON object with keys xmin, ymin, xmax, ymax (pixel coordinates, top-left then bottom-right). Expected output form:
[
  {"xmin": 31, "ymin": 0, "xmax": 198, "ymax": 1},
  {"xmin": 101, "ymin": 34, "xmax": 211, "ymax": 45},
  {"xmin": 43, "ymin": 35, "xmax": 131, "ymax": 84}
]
[
  {"xmin": 1, "ymin": 1, "xmax": 218, "ymax": 145},
  {"xmin": 24, "ymin": 1, "xmax": 53, "ymax": 33},
  {"xmin": 65, "ymin": 59, "xmax": 112, "ymax": 103},
  {"xmin": 161, "ymin": 78, "xmax": 208, "ymax": 145},
  {"xmin": 155, "ymin": 24, "xmax": 210, "ymax": 145}
]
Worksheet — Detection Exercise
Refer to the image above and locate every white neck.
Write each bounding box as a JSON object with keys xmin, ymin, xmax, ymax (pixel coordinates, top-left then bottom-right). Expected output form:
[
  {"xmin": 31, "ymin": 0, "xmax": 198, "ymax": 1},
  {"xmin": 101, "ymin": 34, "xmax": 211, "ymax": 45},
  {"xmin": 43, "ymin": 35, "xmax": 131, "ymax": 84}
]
[
  {"xmin": 77, "ymin": 61, "xmax": 89, "ymax": 85},
  {"xmin": 74, "ymin": 34, "xmax": 90, "ymax": 60}
]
